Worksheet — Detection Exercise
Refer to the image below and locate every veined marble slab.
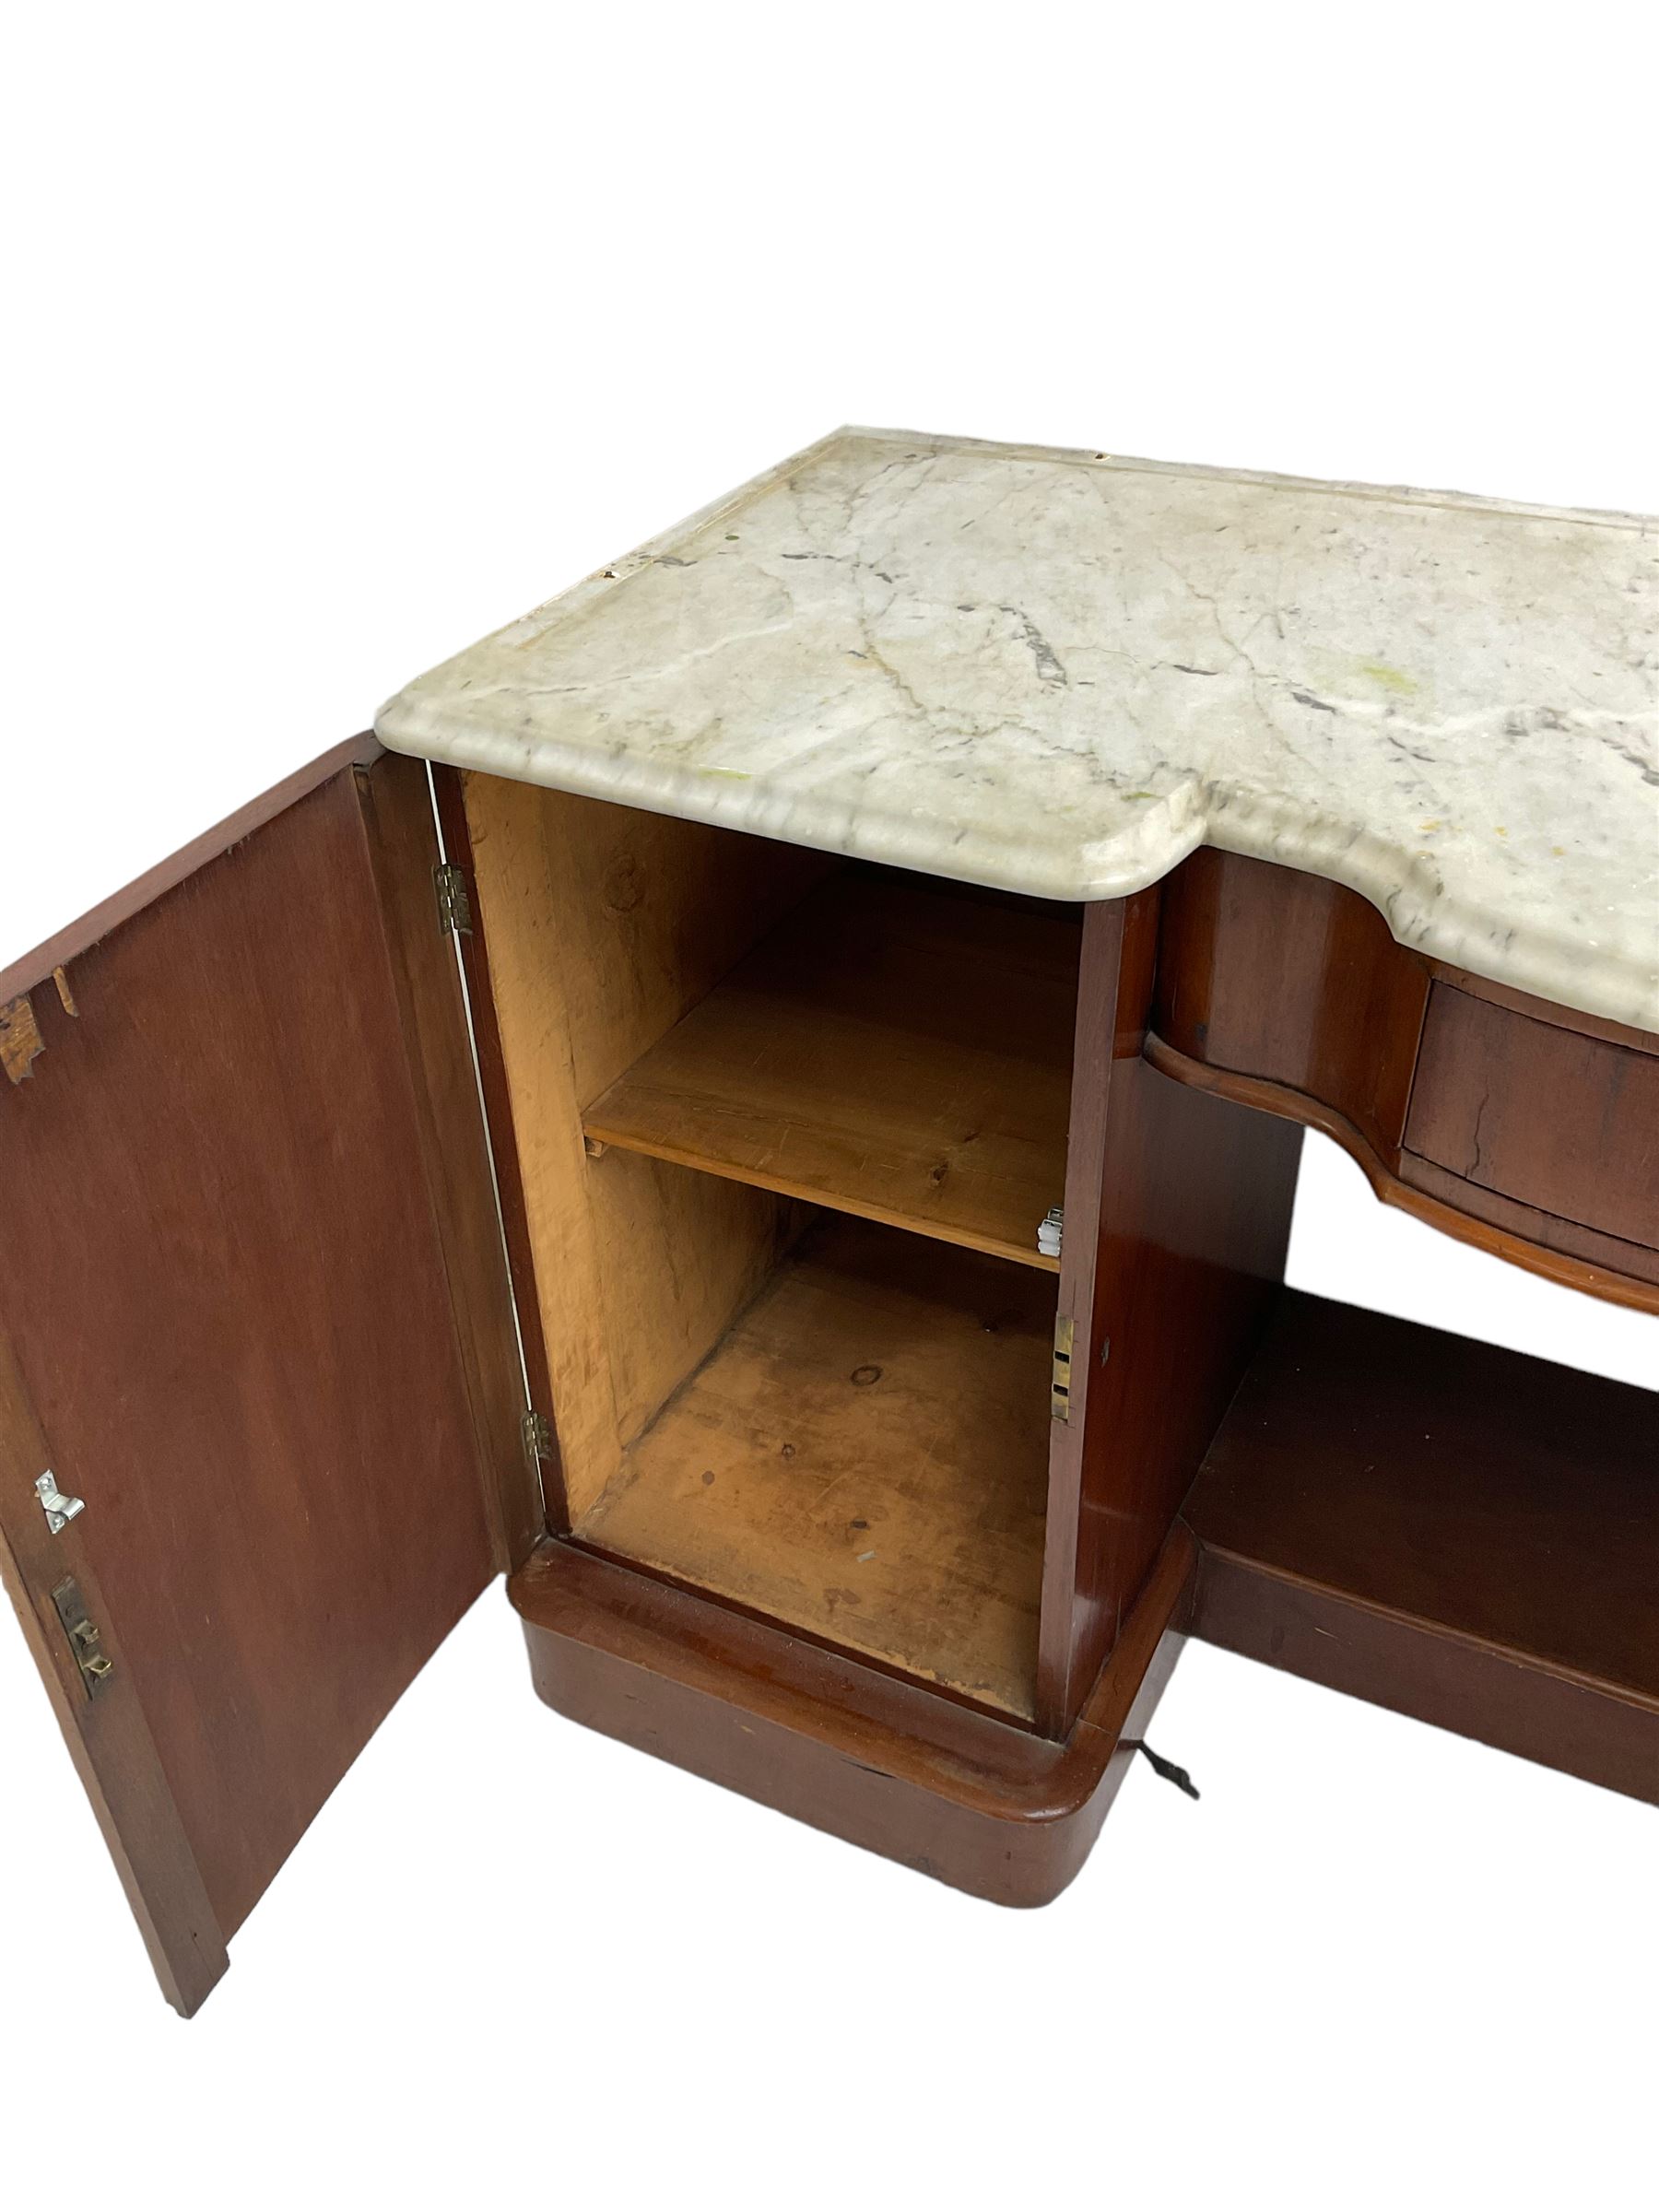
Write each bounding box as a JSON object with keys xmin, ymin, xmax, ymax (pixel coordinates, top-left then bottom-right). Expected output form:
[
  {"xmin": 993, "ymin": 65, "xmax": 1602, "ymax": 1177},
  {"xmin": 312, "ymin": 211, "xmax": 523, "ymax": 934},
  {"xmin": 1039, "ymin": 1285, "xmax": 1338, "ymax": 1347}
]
[{"xmin": 377, "ymin": 429, "xmax": 1659, "ymax": 1030}]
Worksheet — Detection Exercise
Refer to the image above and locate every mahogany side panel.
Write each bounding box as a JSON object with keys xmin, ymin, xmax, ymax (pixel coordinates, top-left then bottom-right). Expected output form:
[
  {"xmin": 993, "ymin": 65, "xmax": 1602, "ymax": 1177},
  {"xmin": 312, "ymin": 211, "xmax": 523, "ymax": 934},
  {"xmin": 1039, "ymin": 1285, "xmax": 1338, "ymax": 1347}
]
[
  {"xmin": 513, "ymin": 1524, "xmax": 1195, "ymax": 1908},
  {"xmin": 1154, "ymin": 845, "xmax": 1430, "ymax": 1161},
  {"xmin": 1184, "ymin": 1289, "xmax": 1659, "ymax": 1803},
  {"xmin": 0, "ymin": 769, "xmax": 497, "ymax": 1959},
  {"xmin": 1038, "ymin": 891, "xmax": 1302, "ymax": 1735}
]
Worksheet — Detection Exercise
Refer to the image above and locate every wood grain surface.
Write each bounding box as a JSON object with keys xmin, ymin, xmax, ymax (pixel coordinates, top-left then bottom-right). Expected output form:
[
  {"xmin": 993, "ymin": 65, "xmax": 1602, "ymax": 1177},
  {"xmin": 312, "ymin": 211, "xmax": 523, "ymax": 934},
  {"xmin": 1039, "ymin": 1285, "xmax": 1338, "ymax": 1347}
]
[
  {"xmin": 1185, "ymin": 1288, "xmax": 1659, "ymax": 1801},
  {"xmin": 1039, "ymin": 889, "xmax": 1302, "ymax": 1733},
  {"xmin": 0, "ymin": 768, "xmax": 496, "ymax": 1958},
  {"xmin": 1154, "ymin": 843, "xmax": 1430, "ymax": 1159},
  {"xmin": 585, "ymin": 871, "xmax": 1079, "ymax": 1270},
  {"xmin": 0, "ymin": 1333, "xmax": 229, "ymax": 2015},
  {"xmin": 1148, "ymin": 845, "xmax": 1659, "ymax": 1309},
  {"xmin": 358, "ymin": 753, "xmax": 543, "ymax": 1567},
  {"xmin": 459, "ymin": 771, "xmax": 828, "ymax": 1521},
  {"xmin": 576, "ymin": 1213, "xmax": 1053, "ymax": 1719},
  {"xmin": 1406, "ymin": 982, "xmax": 1659, "ymax": 1247},
  {"xmin": 514, "ymin": 1523, "xmax": 1195, "ymax": 1906}
]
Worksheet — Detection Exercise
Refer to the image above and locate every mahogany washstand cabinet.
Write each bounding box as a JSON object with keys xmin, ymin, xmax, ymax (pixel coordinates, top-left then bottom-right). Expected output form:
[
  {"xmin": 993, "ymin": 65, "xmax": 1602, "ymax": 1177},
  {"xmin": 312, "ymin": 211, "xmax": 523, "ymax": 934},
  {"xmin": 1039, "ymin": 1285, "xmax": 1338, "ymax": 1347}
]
[{"xmin": 2, "ymin": 430, "xmax": 1655, "ymax": 2015}]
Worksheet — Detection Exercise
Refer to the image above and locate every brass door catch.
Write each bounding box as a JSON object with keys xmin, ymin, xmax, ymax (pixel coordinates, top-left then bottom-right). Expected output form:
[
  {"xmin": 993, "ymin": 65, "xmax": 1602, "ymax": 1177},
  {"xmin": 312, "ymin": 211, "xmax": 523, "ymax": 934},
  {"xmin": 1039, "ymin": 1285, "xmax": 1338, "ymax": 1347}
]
[
  {"xmin": 35, "ymin": 1471, "xmax": 85, "ymax": 1535},
  {"xmin": 51, "ymin": 1578, "xmax": 113, "ymax": 1698}
]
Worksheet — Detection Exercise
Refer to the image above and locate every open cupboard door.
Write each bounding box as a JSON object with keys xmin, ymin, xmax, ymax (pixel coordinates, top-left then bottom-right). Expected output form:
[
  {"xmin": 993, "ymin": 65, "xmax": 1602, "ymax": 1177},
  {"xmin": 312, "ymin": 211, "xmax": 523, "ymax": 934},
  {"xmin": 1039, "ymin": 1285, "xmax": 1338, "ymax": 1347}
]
[{"xmin": 0, "ymin": 745, "xmax": 535, "ymax": 2013}]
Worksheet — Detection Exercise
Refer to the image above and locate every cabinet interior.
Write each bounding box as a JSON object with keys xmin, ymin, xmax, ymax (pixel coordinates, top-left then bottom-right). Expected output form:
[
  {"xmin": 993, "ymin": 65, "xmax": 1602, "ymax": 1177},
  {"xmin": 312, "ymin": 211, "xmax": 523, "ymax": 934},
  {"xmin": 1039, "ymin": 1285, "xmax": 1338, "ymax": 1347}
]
[{"xmin": 463, "ymin": 771, "xmax": 1082, "ymax": 1720}]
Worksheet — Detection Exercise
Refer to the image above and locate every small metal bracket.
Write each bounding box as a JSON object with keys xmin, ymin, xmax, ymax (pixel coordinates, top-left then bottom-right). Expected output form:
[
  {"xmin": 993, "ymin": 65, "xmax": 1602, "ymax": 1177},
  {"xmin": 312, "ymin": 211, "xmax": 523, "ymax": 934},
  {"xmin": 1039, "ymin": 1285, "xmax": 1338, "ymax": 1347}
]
[
  {"xmin": 1051, "ymin": 1315, "xmax": 1076, "ymax": 1422},
  {"xmin": 1037, "ymin": 1206, "xmax": 1064, "ymax": 1260},
  {"xmin": 434, "ymin": 863, "xmax": 473, "ymax": 938},
  {"xmin": 51, "ymin": 1577, "xmax": 114, "ymax": 1698},
  {"xmin": 35, "ymin": 1471, "xmax": 85, "ymax": 1535},
  {"xmin": 522, "ymin": 1409, "xmax": 554, "ymax": 1465}
]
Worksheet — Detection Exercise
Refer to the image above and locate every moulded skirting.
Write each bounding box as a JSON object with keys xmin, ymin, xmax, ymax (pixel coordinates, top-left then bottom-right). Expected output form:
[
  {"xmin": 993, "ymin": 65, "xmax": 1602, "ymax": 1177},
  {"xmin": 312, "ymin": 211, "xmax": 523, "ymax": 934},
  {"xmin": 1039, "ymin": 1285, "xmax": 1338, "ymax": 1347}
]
[{"xmin": 510, "ymin": 1527, "xmax": 1194, "ymax": 1908}]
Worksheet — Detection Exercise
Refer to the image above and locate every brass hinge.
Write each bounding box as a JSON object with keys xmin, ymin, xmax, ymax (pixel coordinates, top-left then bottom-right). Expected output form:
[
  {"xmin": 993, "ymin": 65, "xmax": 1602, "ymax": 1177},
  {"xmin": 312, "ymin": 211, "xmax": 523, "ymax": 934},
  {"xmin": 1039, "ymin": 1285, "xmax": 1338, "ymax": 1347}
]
[
  {"xmin": 434, "ymin": 863, "xmax": 473, "ymax": 938},
  {"xmin": 1050, "ymin": 1314, "xmax": 1076, "ymax": 1422},
  {"xmin": 521, "ymin": 1409, "xmax": 554, "ymax": 1465}
]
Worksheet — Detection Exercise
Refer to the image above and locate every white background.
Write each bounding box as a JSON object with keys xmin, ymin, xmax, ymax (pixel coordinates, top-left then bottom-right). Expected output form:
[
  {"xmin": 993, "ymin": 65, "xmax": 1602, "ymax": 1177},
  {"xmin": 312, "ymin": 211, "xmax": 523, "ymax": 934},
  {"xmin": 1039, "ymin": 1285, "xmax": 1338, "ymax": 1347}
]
[{"xmin": 3, "ymin": 6, "xmax": 1655, "ymax": 2206}]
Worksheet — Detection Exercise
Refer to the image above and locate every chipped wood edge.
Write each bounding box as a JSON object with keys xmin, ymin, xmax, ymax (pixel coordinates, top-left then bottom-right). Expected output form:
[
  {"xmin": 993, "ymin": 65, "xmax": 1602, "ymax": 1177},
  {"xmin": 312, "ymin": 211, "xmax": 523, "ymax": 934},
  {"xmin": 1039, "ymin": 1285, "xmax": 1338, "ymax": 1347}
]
[{"xmin": 0, "ymin": 994, "xmax": 44, "ymax": 1085}]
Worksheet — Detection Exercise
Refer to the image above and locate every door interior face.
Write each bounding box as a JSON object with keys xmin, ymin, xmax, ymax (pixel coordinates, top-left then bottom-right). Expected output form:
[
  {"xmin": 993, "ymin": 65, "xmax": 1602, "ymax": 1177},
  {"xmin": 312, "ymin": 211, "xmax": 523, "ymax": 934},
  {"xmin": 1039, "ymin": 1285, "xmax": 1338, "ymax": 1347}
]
[{"xmin": 0, "ymin": 763, "xmax": 499, "ymax": 1983}]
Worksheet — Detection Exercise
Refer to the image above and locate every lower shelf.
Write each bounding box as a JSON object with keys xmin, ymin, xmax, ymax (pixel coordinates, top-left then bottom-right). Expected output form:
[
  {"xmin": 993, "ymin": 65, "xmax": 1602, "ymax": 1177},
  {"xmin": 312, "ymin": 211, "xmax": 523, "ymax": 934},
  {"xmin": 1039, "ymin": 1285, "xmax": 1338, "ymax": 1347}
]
[
  {"xmin": 571, "ymin": 1213, "xmax": 1053, "ymax": 1721},
  {"xmin": 510, "ymin": 1529, "xmax": 1194, "ymax": 1907},
  {"xmin": 1184, "ymin": 1289, "xmax": 1659, "ymax": 1803}
]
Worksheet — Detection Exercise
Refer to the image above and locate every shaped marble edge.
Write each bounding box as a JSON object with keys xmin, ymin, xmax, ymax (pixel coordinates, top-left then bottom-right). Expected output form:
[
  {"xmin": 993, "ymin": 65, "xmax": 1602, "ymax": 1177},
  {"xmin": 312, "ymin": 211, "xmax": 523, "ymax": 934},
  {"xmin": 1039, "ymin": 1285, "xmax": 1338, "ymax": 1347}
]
[{"xmin": 376, "ymin": 428, "xmax": 1659, "ymax": 1033}]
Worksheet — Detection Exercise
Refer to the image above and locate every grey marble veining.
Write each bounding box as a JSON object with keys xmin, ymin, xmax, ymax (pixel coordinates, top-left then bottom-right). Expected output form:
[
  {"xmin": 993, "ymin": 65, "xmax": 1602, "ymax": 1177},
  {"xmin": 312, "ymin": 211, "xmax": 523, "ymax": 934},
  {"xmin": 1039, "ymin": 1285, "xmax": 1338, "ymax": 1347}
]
[{"xmin": 377, "ymin": 429, "xmax": 1659, "ymax": 1030}]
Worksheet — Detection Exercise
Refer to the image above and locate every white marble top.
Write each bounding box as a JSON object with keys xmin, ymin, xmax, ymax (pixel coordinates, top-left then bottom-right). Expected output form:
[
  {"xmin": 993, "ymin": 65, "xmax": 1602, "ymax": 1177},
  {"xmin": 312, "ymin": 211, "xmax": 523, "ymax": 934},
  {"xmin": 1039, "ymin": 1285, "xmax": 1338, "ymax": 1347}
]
[{"xmin": 377, "ymin": 429, "xmax": 1659, "ymax": 1030}]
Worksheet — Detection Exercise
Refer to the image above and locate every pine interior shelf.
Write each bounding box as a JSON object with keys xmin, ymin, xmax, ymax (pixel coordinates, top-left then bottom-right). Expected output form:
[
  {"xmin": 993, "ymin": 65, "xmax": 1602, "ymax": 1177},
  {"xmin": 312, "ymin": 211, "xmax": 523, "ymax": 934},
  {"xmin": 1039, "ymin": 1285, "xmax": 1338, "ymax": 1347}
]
[{"xmin": 582, "ymin": 870, "xmax": 1081, "ymax": 1273}]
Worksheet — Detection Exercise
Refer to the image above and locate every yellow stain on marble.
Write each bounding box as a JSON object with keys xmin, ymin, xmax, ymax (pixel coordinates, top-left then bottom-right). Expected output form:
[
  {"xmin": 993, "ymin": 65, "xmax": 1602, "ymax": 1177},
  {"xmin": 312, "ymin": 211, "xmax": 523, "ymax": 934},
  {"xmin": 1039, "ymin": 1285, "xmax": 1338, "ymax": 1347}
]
[{"xmin": 1359, "ymin": 660, "xmax": 1418, "ymax": 693}]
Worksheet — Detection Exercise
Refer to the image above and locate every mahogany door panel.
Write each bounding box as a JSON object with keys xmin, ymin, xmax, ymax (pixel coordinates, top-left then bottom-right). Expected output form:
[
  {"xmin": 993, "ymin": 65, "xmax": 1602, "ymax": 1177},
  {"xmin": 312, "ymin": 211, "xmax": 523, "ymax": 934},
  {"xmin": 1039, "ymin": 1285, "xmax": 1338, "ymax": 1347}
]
[{"xmin": 0, "ymin": 759, "xmax": 501, "ymax": 2008}]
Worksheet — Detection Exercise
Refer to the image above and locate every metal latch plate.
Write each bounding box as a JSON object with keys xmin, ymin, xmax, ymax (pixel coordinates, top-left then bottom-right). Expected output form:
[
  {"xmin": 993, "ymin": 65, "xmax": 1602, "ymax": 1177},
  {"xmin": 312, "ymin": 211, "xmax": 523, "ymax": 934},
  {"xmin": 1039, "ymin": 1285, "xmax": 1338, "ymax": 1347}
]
[
  {"xmin": 51, "ymin": 1577, "xmax": 114, "ymax": 1698},
  {"xmin": 1051, "ymin": 1315, "xmax": 1076, "ymax": 1422}
]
